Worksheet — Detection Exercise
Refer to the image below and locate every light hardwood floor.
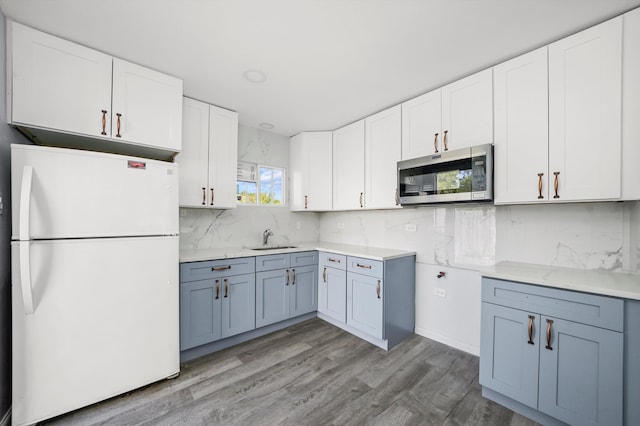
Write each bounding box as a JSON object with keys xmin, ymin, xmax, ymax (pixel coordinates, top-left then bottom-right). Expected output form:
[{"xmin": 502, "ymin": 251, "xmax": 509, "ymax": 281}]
[{"xmin": 44, "ymin": 318, "xmax": 538, "ymax": 425}]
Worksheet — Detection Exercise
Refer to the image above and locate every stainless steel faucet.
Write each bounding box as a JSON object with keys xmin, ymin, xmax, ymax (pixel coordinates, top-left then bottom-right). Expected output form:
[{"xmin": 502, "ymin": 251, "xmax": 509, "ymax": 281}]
[{"xmin": 263, "ymin": 228, "xmax": 274, "ymax": 245}]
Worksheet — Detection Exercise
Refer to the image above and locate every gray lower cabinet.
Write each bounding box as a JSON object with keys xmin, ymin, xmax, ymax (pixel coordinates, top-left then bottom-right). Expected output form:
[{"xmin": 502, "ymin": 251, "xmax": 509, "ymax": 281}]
[
  {"xmin": 347, "ymin": 258, "xmax": 383, "ymax": 339},
  {"xmin": 480, "ymin": 277, "xmax": 624, "ymax": 426},
  {"xmin": 318, "ymin": 252, "xmax": 347, "ymax": 323},
  {"xmin": 256, "ymin": 251, "xmax": 318, "ymax": 328},
  {"xmin": 180, "ymin": 257, "xmax": 256, "ymax": 351}
]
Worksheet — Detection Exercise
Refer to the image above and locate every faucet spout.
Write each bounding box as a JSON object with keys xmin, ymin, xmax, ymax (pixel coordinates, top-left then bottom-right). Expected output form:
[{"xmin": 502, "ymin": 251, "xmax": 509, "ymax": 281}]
[{"xmin": 263, "ymin": 228, "xmax": 274, "ymax": 245}]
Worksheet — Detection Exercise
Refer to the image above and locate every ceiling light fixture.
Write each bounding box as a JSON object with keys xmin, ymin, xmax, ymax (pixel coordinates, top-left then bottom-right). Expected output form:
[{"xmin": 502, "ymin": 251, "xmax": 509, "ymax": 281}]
[
  {"xmin": 259, "ymin": 122, "xmax": 274, "ymax": 130},
  {"xmin": 243, "ymin": 69, "xmax": 267, "ymax": 83}
]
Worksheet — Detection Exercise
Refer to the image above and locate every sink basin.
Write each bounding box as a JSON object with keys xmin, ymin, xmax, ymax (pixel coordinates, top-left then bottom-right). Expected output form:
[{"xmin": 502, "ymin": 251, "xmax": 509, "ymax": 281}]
[{"xmin": 248, "ymin": 245, "xmax": 298, "ymax": 251}]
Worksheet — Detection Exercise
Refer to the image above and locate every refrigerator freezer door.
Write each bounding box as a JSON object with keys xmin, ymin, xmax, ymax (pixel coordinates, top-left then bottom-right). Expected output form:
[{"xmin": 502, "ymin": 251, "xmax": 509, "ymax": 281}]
[
  {"xmin": 11, "ymin": 144, "xmax": 178, "ymax": 240},
  {"xmin": 11, "ymin": 236, "xmax": 179, "ymax": 426}
]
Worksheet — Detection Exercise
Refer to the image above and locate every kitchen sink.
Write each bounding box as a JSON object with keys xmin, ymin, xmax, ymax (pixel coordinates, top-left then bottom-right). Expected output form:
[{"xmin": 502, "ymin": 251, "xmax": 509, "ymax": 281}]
[{"xmin": 248, "ymin": 245, "xmax": 298, "ymax": 251}]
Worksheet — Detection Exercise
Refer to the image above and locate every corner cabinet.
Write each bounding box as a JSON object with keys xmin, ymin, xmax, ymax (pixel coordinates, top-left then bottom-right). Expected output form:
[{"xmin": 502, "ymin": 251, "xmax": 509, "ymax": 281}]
[
  {"xmin": 401, "ymin": 68, "xmax": 492, "ymax": 160},
  {"xmin": 8, "ymin": 21, "xmax": 183, "ymax": 158},
  {"xmin": 333, "ymin": 120, "xmax": 365, "ymax": 210},
  {"xmin": 177, "ymin": 97, "xmax": 238, "ymax": 208},
  {"xmin": 318, "ymin": 251, "xmax": 415, "ymax": 350},
  {"xmin": 480, "ymin": 278, "xmax": 623, "ymax": 426},
  {"xmin": 179, "ymin": 258, "xmax": 255, "ymax": 351},
  {"xmin": 290, "ymin": 132, "xmax": 333, "ymax": 211}
]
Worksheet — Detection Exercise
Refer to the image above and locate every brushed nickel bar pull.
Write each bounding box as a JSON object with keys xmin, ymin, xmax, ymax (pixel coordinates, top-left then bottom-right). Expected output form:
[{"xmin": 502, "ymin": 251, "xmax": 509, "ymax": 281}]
[
  {"xmin": 395, "ymin": 189, "xmax": 399, "ymax": 206},
  {"xmin": 433, "ymin": 133, "xmax": 439, "ymax": 153},
  {"xmin": 202, "ymin": 187, "xmax": 206, "ymax": 205},
  {"xmin": 322, "ymin": 267, "xmax": 327, "ymax": 283},
  {"xmin": 292, "ymin": 269, "xmax": 296, "ymax": 285},
  {"xmin": 304, "ymin": 195, "xmax": 308, "ymax": 209},
  {"xmin": 285, "ymin": 269, "xmax": 290, "ymax": 285},
  {"xmin": 376, "ymin": 280, "xmax": 381, "ymax": 299},
  {"xmin": 537, "ymin": 173, "xmax": 544, "ymax": 199},
  {"xmin": 210, "ymin": 188, "xmax": 214, "ymax": 206},
  {"xmin": 101, "ymin": 110, "xmax": 107, "ymax": 135},
  {"xmin": 215, "ymin": 279, "xmax": 220, "ymax": 300},
  {"xmin": 545, "ymin": 319, "xmax": 554, "ymax": 350},
  {"xmin": 527, "ymin": 315, "xmax": 535, "ymax": 345},
  {"xmin": 115, "ymin": 113, "xmax": 122, "ymax": 138},
  {"xmin": 553, "ymin": 172, "xmax": 560, "ymax": 199},
  {"xmin": 328, "ymin": 258, "xmax": 341, "ymax": 263},
  {"xmin": 443, "ymin": 130, "xmax": 449, "ymax": 151},
  {"xmin": 212, "ymin": 265, "xmax": 231, "ymax": 271},
  {"xmin": 357, "ymin": 263, "xmax": 372, "ymax": 269},
  {"xmin": 223, "ymin": 279, "xmax": 229, "ymax": 298},
  {"xmin": 359, "ymin": 192, "xmax": 363, "ymax": 208}
]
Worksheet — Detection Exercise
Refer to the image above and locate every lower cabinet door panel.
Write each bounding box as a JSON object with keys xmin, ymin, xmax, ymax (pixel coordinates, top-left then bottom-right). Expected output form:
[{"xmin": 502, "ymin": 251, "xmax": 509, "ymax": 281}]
[
  {"xmin": 221, "ymin": 273, "xmax": 256, "ymax": 338},
  {"xmin": 180, "ymin": 279, "xmax": 221, "ymax": 350},
  {"xmin": 256, "ymin": 269, "xmax": 290, "ymax": 328},
  {"xmin": 346, "ymin": 272, "xmax": 383, "ymax": 339},
  {"xmin": 319, "ymin": 266, "xmax": 346, "ymax": 323},
  {"xmin": 290, "ymin": 265, "xmax": 317, "ymax": 317},
  {"xmin": 538, "ymin": 316, "xmax": 623, "ymax": 426},
  {"xmin": 479, "ymin": 302, "xmax": 540, "ymax": 409}
]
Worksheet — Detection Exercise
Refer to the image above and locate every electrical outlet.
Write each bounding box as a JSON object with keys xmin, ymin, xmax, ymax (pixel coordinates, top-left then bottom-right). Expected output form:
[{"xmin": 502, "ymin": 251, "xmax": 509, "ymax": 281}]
[
  {"xmin": 405, "ymin": 223, "xmax": 417, "ymax": 232},
  {"xmin": 433, "ymin": 287, "xmax": 446, "ymax": 298},
  {"xmin": 337, "ymin": 222, "xmax": 345, "ymax": 229}
]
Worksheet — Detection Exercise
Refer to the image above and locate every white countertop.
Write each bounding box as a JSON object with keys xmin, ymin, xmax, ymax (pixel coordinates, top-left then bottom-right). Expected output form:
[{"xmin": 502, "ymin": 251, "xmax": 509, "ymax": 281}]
[
  {"xmin": 482, "ymin": 261, "xmax": 640, "ymax": 300},
  {"xmin": 180, "ymin": 241, "xmax": 416, "ymax": 263}
]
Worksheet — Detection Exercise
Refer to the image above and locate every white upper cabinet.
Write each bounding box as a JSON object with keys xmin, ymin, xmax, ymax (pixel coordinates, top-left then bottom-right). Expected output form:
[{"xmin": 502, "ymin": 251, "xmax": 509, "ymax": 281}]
[
  {"xmin": 401, "ymin": 89, "xmax": 441, "ymax": 160},
  {"xmin": 177, "ymin": 97, "xmax": 238, "ymax": 209},
  {"xmin": 401, "ymin": 68, "xmax": 492, "ymax": 160},
  {"xmin": 290, "ymin": 132, "xmax": 332, "ymax": 211},
  {"xmin": 622, "ymin": 7, "xmax": 640, "ymax": 200},
  {"xmin": 548, "ymin": 16, "xmax": 622, "ymax": 202},
  {"xmin": 333, "ymin": 120, "xmax": 365, "ymax": 210},
  {"xmin": 365, "ymin": 105, "xmax": 402, "ymax": 209},
  {"xmin": 494, "ymin": 47, "xmax": 549, "ymax": 204},
  {"xmin": 8, "ymin": 21, "xmax": 183, "ymax": 157},
  {"xmin": 111, "ymin": 59, "xmax": 183, "ymax": 151},
  {"xmin": 9, "ymin": 21, "xmax": 113, "ymax": 138},
  {"xmin": 441, "ymin": 68, "xmax": 494, "ymax": 151}
]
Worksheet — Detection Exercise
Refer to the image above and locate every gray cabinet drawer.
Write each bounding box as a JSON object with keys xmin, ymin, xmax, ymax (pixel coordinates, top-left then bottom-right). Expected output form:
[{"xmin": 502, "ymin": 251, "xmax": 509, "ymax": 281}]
[
  {"xmin": 319, "ymin": 252, "xmax": 346, "ymax": 270},
  {"xmin": 482, "ymin": 277, "xmax": 623, "ymax": 332},
  {"xmin": 291, "ymin": 250, "xmax": 318, "ymax": 267},
  {"xmin": 180, "ymin": 257, "xmax": 256, "ymax": 282},
  {"xmin": 347, "ymin": 256, "xmax": 383, "ymax": 278},
  {"xmin": 255, "ymin": 253, "xmax": 291, "ymax": 272}
]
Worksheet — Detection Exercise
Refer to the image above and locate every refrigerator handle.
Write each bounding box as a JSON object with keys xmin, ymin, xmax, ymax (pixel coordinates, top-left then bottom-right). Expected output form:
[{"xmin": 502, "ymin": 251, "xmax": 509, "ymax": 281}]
[
  {"xmin": 19, "ymin": 166, "xmax": 33, "ymax": 240},
  {"xmin": 18, "ymin": 241, "xmax": 35, "ymax": 314}
]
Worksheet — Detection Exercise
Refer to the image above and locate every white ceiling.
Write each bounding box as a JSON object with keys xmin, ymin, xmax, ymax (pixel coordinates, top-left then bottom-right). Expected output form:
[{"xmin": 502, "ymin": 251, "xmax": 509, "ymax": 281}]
[{"xmin": 1, "ymin": 0, "xmax": 640, "ymax": 137}]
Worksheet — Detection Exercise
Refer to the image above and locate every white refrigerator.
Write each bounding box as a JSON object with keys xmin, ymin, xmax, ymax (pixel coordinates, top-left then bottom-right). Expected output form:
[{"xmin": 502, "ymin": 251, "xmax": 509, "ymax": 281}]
[{"xmin": 10, "ymin": 144, "xmax": 180, "ymax": 426}]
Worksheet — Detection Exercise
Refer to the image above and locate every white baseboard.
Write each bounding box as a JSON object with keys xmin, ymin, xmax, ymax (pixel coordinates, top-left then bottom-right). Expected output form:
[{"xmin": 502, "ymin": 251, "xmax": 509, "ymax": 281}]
[
  {"xmin": 415, "ymin": 327, "xmax": 480, "ymax": 356},
  {"xmin": 0, "ymin": 407, "xmax": 11, "ymax": 426}
]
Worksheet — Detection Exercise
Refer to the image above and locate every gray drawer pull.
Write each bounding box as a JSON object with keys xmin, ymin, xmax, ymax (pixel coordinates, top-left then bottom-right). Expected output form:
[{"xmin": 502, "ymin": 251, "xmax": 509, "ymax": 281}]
[
  {"xmin": 545, "ymin": 319, "xmax": 553, "ymax": 350},
  {"xmin": 212, "ymin": 265, "xmax": 231, "ymax": 271},
  {"xmin": 527, "ymin": 315, "xmax": 534, "ymax": 345},
  {"xmin": 357, "ymin": 263, "xmax": 372, "ymax": 269},
  {"xmin": 215, "ymin": 279, "xmax": 220, "ymax": 300},
  {"xmin": 328, "ymin": 258, "xmax": 341, "ymax": 263}
]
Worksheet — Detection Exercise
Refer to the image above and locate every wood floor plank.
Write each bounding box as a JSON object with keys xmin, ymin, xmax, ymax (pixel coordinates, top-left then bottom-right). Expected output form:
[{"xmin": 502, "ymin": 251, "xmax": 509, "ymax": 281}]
[{"xmin": 42, "ymin": 318, "xmax": 540, "ymax": 426}]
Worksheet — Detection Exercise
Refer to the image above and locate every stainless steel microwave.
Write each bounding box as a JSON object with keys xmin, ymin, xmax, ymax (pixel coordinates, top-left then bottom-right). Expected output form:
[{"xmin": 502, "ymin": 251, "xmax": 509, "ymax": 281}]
[{"xmin": 397, "ymin": 143, "xmax": 493, "ymax": 205}]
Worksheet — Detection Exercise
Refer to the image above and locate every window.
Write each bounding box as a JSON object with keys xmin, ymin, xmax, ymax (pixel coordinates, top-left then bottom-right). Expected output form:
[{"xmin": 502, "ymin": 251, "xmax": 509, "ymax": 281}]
[{"xmin": 237, "ymin": 162, "xmax": 285, "ymax": 206}]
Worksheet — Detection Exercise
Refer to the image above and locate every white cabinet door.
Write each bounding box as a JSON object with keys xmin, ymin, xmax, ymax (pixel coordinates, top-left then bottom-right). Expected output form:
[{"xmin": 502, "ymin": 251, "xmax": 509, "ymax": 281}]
[
  {"xmin": 365, "ymin": 105, "xmax": 402, "ymax": 209},
  {"xmin": 441, "ymin": 68, "xmax": 493, "ymax": 151},
  {"xmin": 333, "ymin": 120, "xmax": 365, "ymax": 210},
  {"xmin": 494, "ymin": 47, "xmax": 549, "ymax": 204},
  {"xmin": 112, "ymin": 58, "xmax": 183, "ymax": 151},
  {"xmin": 9, "ymin": 21, "xmax": 113, "ymax": 138},
  {"xmin": 208, "ymin": 105, "xmax": 238, "ymax": 209},
  {"xmin": 622, "ymin": 8, "xmax": 640, "ymax": 200},
  {"xmin": 401, "ymin": 88, "xmax": 442, "ymax": 159},
  {"xmin": 290, "ymin": 132, "xmax": 332, "ymax": 211},
  {"xmin": 549, "ymin": 17, "xmax": 622, "ymax": 201},
  {"xmin": 178, "ymin": 98, "xmax": 210, "ymax": 207}
]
